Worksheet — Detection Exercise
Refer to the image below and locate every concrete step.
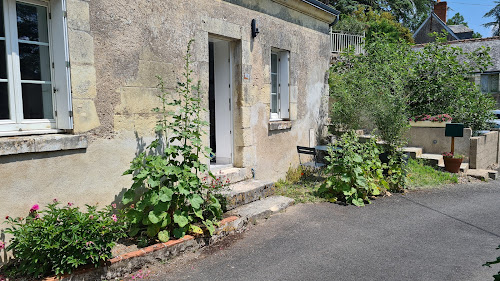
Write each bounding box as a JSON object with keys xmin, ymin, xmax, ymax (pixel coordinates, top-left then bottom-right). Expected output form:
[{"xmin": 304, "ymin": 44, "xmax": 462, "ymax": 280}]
[
  {"xmin": 438, "ymin": 162, "xmax": 469, "ymax": 173},
  {"xmin": 228, "ymin": 195, "xmax": 294, "ymax": 223},
  {"xmin": 222, "ymin": 179, "xmax": 276, "ymax": 211},
  {"xmin": 208, "ymin": 167, "xmax": 252, "ymax": 185},
  {"xmin": 419, "ymin": 153, "xmax": 444, "ymax": 167},
  {"xmin": 466, "ymin": 169, "xmax": 498, "ymax": 181},
  {"xmin": 402, "ymin": 147, "xmax": 423, "ymax": 159}
]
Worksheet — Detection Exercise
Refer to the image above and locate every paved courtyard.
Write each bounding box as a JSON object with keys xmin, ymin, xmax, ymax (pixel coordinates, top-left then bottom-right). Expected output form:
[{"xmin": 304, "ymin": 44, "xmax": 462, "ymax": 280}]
[{"xmin": 148, "ymin": 182, "xmax": 500, "ymax": 281}]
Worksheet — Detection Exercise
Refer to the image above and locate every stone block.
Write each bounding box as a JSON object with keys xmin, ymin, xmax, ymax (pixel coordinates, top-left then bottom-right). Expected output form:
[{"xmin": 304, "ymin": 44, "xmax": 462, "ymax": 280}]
[
  {"xmin": 67, "ymin": 0, "xmax": 90, "ymax": 31},
  {"xmin": 234, "ymin": 106, "xmax": 253, "ymax": 129},
  {"xmin": 290, "ymin": 85, "xmax": 298, "ymax": 103},
  {"xmin": 234, "ymin": 128, "xmax": 254, "ymax": 147},
  {"xmin": 268, "ymin": 120, "xmax": 292, "ymax": 131},
  {"xmin": 126, "ymin": 60, "xmax": 176, "ymax": 88},
  {"xmin": 113, "ymin": 114, "xmax": 159, "ymax": 137},
  {"xmin": 234, "ymin": 145, "xmax": 256, "ymax": 167},
  {"xmin": 289, "ymin": 102, "xmax": 298, "ymax": 120},
  {"xmin": 72, "ymin": 99, "xmax": 100, "ymax": 133},
  {"xmin": 195, "ymin": 31, "xmax": 209, "ymax": 62},
  {"xmin": 70, "ymin": 64, "xmax": 97, "ymax": 99},
  {"xmin": 241, "ymin": 40, "xmax": 251, "ymax": 65},
  {"xmin": 201, "ymin": 16, "xmax": 242, "ymax": 40},
  {"xmin": 68, "ymin": 29, "xmax": 94, "ymax": 65},
  {"xmin": 115, "ymin": 87, "xmax": 162, "ymax": 115}
]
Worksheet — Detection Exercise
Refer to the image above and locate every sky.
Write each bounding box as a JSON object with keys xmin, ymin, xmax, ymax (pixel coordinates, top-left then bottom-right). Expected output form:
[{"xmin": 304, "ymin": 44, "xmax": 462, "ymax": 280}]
[{"xmin": 444, "ymin": 0, "xmax": 498, "ymax": 37}]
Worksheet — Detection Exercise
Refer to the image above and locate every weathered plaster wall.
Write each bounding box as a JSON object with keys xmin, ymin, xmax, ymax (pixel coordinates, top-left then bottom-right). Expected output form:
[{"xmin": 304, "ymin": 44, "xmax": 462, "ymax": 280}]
[{"xmin": 0, "ymin": 0, "xmax": 332, "ymax": 260}]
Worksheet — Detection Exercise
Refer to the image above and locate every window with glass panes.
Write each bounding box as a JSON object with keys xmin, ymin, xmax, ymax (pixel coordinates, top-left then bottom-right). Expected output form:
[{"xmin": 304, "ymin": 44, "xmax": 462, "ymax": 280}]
[
  {"xmin": 270, "ymin": 50, "xmax": 289, "ymax": 120},
  {"xmin": 0, "ymin": 0, "xmax": 72, "ymax": 134},
  {"xmin": 481, "ymin": 73, "xmax": 499, "ymax": 94}
]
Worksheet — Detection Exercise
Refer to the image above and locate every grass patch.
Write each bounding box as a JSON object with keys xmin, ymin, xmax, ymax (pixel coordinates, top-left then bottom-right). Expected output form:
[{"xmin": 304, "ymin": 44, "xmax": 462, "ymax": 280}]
[
  {"xmin": 407, "ymin": 159, "xmax": 458, "ymax": 188},
  {"xmin": 275, "ymin": 166, "xmax": 327, "ymax": 203}
]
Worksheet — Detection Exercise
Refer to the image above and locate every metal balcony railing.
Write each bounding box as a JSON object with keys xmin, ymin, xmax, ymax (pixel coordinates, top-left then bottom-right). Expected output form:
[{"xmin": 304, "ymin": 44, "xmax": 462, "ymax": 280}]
[{"xmin": 330, "ymin": 29, "xmax": 365, "ymax": 55}]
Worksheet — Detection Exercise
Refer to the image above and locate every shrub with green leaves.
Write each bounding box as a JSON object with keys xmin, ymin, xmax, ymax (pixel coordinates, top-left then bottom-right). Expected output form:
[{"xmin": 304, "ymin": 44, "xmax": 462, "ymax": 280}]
[
  {"xmin": 122, "ymin": 40, "xmax": 223, "ymax": 243},
  {"xmin": 318, "ymin": 131, "xmax": 388, "ymax": 206},
  {"xmin": 3, "ymin": 201, "xmax": 126, "ymax": 278}
]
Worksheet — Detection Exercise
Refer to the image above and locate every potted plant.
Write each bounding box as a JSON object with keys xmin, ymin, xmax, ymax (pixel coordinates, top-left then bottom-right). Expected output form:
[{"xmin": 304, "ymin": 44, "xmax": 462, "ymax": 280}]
[{"xmin": 442, "ymin": 152, "xmax": 464, "ymax": 173}]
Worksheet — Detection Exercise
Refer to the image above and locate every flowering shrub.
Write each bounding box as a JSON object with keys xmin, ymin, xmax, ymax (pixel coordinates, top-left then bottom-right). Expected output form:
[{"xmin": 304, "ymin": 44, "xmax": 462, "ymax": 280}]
[
  {"xmin": 442, "ymin": 152, "xmax": 464, "ymax": 159},
  {"xmin": 409, "ymin": 114, "xmax": 452, "ymax": 123},
  {"xmin": 3, "ymin": 201, "xmax": 127, "ymax": 278}
]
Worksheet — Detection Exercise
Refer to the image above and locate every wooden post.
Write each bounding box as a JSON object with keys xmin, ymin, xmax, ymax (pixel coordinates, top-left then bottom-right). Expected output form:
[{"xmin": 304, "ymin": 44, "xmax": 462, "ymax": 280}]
[{"xmin": 451, "ymin": 136, "xmax": 455, "ymax": 155}]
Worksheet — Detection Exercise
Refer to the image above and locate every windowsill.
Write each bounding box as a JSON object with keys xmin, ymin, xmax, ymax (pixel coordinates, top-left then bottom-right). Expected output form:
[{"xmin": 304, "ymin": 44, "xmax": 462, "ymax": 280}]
[
  {"xmin": 268, "ymin": 120, "xmax": 292, "ymax": 131},
  {"xmin": 0, "ymin": 134, "xmax": 88, "ymax": 156}
]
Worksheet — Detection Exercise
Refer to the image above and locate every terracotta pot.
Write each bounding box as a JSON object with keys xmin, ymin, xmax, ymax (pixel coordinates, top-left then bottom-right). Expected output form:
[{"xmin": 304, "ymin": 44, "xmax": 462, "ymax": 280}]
[{"xmin": 443, "ymin": 157, "xmax": 463, "ymax": 173}]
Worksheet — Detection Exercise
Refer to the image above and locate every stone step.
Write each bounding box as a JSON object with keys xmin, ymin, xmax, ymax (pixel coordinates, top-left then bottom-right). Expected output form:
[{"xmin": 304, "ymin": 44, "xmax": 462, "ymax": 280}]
[
  {"xmin": 438, "ymin": 162, "xmax": 469, "ymax": 173},
  {"xmin": 208, "ymin": 167, "xmax": 252, "ymax": 185},
  {"xmin": 228, "ymin": 195, "xmax": 295, "ymax": 223},
  {"xmin": 466, "ymin": 169, "xmax": 498, "ymax": 181},
  {"xmin": 419, "ymin": 153, "xmax": 444, "ymax": 167},
  {"xmin": 402, "ymin": 147, "xmax": 423, "ymax": 159},
  {"xmin": 221, "ymin": 179, "xmax": 276, "ymax": 211}
]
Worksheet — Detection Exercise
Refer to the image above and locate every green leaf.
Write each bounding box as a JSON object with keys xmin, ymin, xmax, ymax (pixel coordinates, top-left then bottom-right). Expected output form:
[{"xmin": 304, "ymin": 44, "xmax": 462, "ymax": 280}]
[
  {"xmin": 188, "ymin": 194, "xmax": 204, "ymax": 209},
  {"xmin": 122, "ymin": 189, "xmax": 135, "ymax": 205},
  {"xmin": 189, "ymin": 224, "xmax": 203, "ymax": 235},
  {"xmin": 159, "ymin": 187, "xmax": 174, "ymax": 202},
  {"xmin": 158, "ymin": 230, "xmax": 170, "ymax": 242},
  {"xmin": 194, "ymin": 209, "xmax": 204, "ymax": 219},
  {"xmin": 147, "ymin": 177, "xmax": 160, "ymax": 188},
  {"xmin": 160, "ymin": 216, "xmax": 172, "ymax": 228},
  {"xmin": 128, "ymin": 227, "xmax": 140, "ymax": 237},
  {"xmin": 173, "ymin": 227, "xmax": 186, "ymax": 239},
  {"xmin": 148, "ymin": 210, "xmax": 161, "ymax": 224},
  {"xmin": 203, "ymin": 220, "xmax": 215, "ymax": 236},
  {"xmin": 146, "ymin": 224, "xmax": 160, "ymax": 237},
  {"xmin": 173, "ymin": 211, "xmax": 189, "ymax": 228}
]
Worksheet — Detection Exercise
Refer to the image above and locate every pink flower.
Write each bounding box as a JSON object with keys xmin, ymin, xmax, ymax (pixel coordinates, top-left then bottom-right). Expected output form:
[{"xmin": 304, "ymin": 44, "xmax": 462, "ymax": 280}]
[
  {"xmin": 89, "ymin": 215, "xmax": 94, "ymax": 219},
  {"xmin": 5, "ymin": 216, "xmax": 9, "ymax": 220},
  {"xmin": 30, "ymin": 204, "xmax": 39, "ymax": 213},
  {"xmin": 111, "ymin": 214, "xmax": 118, "ymax": 222},
  {"xmin": 86, "ymin": 241, "xmax": 94, "ymax": 247},
  {"xmin": 67, "ymin": 202, "xmax": 74, "ymax": 207},
  {"xmin": 111, "ymin": 203, "xmax": 117, "ymax": 209},
  {"xmin": 130, "ymin": 204, "xmax": 135, "ymax": 209},
  {"xmin": 0, "ymin": 241, "xmax": 5, "ymax": 250},
  {"xmin": 53, "ymin": 198, "xmax": 58, "ymax": 203},
  {"xmin": 34, "ymin": 214, "xmax": 40, "ymax": 220}
]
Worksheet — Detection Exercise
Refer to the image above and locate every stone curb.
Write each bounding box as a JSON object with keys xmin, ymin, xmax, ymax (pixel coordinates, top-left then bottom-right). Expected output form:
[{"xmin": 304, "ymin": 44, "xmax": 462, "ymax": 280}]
[{"xmin": 42, "ymin": 216, "xmax": 241, "ymax": 281}]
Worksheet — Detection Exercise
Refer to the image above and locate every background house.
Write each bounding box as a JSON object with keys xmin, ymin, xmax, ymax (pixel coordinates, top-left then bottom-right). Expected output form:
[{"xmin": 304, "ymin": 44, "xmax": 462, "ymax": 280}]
[
  {"xmin": 413, "ymin": 0, "xmax": 474, "ymax": 44},
  {"xmin": 0, "ymin": 0, "xmax": 338, "ymax": 258}
]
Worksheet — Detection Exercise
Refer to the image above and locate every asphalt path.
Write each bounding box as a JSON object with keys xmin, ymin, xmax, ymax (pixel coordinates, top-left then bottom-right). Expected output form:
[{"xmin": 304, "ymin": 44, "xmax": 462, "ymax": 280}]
[{"xmin": 150, "ymin": 182, "xmax": 500, "ymax": 281}]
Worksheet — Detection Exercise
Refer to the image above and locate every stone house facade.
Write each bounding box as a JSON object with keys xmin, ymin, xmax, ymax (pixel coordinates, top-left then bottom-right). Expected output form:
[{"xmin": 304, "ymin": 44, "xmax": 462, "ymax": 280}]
[{"xmin": 0, "ymin": 0, "xmax": 337, "ymax": 251}]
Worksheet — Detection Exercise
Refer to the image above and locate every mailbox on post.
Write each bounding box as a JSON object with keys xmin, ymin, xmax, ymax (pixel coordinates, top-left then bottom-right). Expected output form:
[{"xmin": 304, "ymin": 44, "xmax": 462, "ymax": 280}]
[{"xmin": 445, "ymin": 123, "xmax": 464, "ymax": 154}]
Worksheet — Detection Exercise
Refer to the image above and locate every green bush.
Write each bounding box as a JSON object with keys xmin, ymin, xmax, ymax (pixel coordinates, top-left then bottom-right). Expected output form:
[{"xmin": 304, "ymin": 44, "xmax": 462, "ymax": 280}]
[
  {"xmin": 318, "ymin": 131, "xmax": 388, "ymax": 206},
  {"xmin": 3, "ymin": 201, "xmax": 126, "ymax": 278},
  {"xmin": 121, "ymin": 40, "xmax": 223, "ymax": 243}
]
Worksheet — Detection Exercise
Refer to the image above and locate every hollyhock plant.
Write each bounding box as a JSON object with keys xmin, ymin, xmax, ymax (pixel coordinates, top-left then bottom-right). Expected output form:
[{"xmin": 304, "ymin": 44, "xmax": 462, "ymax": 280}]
[{"xmin": 0, "ymin": 241, "xmax": 5, "ymax": 250}]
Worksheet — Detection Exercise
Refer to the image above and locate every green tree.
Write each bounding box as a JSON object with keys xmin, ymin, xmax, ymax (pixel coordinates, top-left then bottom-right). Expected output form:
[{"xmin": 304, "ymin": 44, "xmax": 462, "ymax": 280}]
[
  {"xmin": 406, "ymin": 34, "xmax": 495, "ymax": 131},
  {"xmin": 447, "ymin": 13, "xmax": 467, "ymax": 26},
  {"xmin": 483, "ymin": 0, "xmax": 500, "ymax": 36},
  {"xmin": 329, "ymin": 0, "xmax": 433, "ymax": 31},
  {"xmin": 333, "ymin": 6, "xmax": 414, "ymax": 43}
]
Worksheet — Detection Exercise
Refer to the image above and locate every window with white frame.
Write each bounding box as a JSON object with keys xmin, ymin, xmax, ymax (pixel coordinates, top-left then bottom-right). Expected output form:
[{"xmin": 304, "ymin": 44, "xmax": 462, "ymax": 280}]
[
  {"xmin": 270, "ymin": 49, "xmax": 289, "ymax": 120},
  {"xmin": 0, "ymin": 0, "xmax": 72, "ymax": 135},
  {"xmin": 481, "ymin": 73, "xmax": 499, "ymax": 94}
]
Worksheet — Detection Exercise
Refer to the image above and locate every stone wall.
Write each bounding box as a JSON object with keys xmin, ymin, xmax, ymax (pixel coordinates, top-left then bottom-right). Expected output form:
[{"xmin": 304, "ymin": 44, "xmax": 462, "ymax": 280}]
[
  {"xmin": 406, "ymin": 127, "xmax": 472, "ymax": 159},
  {"xmin": 470, "ymin": 131, "xmax": 500, "ymax": 169},
  {"xmin": 0, "ymin": 0, "xmax": 333, "ymax": 261}
]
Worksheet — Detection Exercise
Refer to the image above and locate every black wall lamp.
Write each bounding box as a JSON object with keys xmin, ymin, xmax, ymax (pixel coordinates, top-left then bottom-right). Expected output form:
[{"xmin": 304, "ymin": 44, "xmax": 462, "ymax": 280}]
[{"xmin": 251, "ymin": 19, "xmax": 260, "ymax": 38}]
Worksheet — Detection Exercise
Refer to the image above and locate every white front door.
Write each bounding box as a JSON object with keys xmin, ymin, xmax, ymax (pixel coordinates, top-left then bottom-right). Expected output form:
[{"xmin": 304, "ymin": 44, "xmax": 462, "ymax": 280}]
[{"xmin": 212, "ymin": 40, "xmax": 233, "ymax": 164}]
